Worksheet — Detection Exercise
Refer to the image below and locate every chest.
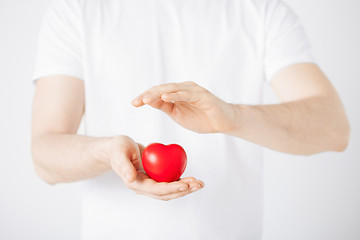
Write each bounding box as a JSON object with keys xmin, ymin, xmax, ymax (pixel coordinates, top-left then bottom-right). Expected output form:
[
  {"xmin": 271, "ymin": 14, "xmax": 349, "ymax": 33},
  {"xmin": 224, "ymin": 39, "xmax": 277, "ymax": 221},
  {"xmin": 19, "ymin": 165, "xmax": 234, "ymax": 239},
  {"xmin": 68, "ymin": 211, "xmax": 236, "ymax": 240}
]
[{"xmin": 83, "ymin": 0, "xmax": 265, "ymax": 110}]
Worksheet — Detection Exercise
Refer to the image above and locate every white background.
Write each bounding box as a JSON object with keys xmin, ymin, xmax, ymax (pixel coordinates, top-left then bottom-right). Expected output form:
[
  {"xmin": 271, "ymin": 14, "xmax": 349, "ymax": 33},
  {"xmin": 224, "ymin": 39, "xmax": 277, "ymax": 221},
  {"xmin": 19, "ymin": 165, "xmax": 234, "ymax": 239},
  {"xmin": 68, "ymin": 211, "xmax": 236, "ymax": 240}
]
[{"xmin": 0, "ymin": 0, "xmax": 359, "ymax": 239}]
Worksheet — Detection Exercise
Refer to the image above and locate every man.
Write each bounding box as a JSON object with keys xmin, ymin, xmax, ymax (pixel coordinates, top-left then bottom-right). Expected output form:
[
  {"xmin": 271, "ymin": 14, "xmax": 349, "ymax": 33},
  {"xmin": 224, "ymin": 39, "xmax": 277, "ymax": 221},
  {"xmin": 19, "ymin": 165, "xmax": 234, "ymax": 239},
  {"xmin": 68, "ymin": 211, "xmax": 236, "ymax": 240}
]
[{"xmin": 31, "ymin": 0, "xmax": 350, "ymax": 239}]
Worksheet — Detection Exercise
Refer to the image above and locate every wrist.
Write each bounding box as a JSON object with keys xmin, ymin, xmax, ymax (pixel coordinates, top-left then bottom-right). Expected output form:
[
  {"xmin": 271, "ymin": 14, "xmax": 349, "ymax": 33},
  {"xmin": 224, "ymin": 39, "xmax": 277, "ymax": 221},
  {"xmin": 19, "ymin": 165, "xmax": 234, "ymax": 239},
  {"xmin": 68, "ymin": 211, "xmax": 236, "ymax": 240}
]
[
  {"xmin": 224, "ymin": 103, "xmax": 249, "ymax": 136},
  {"xmin": 87, "ymin": 136, "xmax": 114, "ymax": 167}
]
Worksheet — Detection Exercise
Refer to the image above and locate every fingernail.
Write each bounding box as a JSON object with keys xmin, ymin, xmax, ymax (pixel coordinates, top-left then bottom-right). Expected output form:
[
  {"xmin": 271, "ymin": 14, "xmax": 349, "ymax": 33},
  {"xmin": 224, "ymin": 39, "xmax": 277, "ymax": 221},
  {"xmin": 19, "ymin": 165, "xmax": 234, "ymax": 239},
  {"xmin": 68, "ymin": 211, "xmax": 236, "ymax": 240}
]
[{"xmin": 179, "ymin": 187, "xmax": 187, "ymax": 191}]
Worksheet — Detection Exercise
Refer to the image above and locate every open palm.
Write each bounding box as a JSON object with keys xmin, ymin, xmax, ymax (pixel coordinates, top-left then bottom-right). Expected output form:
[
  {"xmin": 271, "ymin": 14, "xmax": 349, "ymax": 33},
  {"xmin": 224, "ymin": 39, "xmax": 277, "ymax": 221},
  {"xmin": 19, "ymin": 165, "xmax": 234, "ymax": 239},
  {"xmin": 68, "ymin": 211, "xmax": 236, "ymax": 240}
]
[{"xmin": 110, "ymin": 136, "xmax": 204, "ymax": 201}]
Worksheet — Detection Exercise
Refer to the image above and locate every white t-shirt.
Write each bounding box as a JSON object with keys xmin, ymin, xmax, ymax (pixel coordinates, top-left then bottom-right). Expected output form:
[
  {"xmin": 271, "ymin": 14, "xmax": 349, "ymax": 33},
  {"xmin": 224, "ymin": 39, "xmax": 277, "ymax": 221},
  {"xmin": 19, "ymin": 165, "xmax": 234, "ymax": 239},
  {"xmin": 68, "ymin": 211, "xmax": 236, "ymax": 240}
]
[{"xmin": 33, "ymin": 0, "xmax": 314, "ymax": 239}]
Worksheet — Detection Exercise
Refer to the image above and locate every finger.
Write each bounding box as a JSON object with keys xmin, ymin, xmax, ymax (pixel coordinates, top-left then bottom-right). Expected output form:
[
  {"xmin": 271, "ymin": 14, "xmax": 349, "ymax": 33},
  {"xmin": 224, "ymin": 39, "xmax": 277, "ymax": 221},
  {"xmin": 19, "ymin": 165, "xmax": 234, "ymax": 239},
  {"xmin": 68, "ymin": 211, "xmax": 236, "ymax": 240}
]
[
  {"xmin": 135, "ymin": 143, "xmax": 145, "ymax": 172},
  {"xmin": 128, "ymin": 172, "xmax": 190, "ymax": 196},
  {"xmin": 198, "ymin": 180, "xmax": 205, "ymax": 188},
  {"xmin": 137, "ymin": 143, "xmax": 145, "ymax": 160},
  {"xmin": 132, "ymin": 82, "xmax": 192, "ymax": 107},
  {"xmin": 135, "ymin": 187, "xmax": 193, "ymax": 201},
  {"xmin": 137, "ymin": 143, "xmax": 145, "ymax": 154},
  {"xmin": 133, "ymin": 189, "xmax": 192, "ymax": 201},
  {"xmin": 145, "ymin": 99, "xmax": 174, "ymax": 114},
  {"xmin": 136, "ymin": 178, "xmax": 204, "ymax": 201},
  {"xmin": 111, "ymin": 138, "xmax": 139, "ymax": 183},
  {"xmin": 160, "ymin": 90, "xmax": 199, "ymax": 103},
  {"xmin": 131, "ymin": 158, "xmax": 143, "ymax": 172},
  {"xmin": 180, "ymin": 177, "xmax": 205, "ymax": 188},
  {"xmin": 132, "ymin": 96, "xmax": 175, "ymax": 115},
  {"xmin": 179, "ymin": 178, "xmax": 204, "ymax": 191},
  {"xmin": 157, "ymin": 186, "xmax": 202, "ymax": 201},
  {"xmin": 178, "ymin": 177, "xmax": 197, "ymax": 182},
  {"xmin": 130, "ymin": 85, "xmax": 175, "ymax": 107},
  {"xmin": 131, "ymin": 98, "xmax": 145, "ymax": 107}
]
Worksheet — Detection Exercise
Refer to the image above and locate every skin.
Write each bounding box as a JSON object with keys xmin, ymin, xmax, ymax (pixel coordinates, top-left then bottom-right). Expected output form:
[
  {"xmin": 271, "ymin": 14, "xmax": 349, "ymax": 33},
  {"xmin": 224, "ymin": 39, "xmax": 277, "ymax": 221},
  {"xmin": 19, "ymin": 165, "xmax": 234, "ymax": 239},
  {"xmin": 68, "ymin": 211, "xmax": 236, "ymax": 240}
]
[
  {"xmin": 32, "ymin": 63, "xmax": 350, "ymax": 201},
  {"xmin": 132, "ymin": 63, "xmax": 350, "ymax": 155},
  {"xmin": 32, "ymin": 76, "xmax": 204, "ymax": 201}
]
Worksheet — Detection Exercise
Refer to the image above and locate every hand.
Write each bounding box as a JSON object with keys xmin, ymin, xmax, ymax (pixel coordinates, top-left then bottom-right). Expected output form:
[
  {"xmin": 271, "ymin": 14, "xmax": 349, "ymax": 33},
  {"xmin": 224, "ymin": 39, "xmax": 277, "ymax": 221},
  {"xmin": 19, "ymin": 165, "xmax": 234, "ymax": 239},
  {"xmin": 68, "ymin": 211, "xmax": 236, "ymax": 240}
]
[
  {"xmin": 110, "ymin": 136, "xmax": 204, "ymax": 201},
  {"xmin": 132, "ymin": 81, "xmax": 236, "ymax": 133}
]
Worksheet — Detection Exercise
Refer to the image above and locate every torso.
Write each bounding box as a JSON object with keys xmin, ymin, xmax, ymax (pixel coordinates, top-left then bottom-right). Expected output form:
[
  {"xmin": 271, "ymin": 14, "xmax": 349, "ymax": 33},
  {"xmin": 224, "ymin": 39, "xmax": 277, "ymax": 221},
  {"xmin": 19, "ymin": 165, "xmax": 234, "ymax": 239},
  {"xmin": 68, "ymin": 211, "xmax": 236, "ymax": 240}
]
[{"xmin": 80, "ymin": 0, "xmax": 265, "ymax": 239}]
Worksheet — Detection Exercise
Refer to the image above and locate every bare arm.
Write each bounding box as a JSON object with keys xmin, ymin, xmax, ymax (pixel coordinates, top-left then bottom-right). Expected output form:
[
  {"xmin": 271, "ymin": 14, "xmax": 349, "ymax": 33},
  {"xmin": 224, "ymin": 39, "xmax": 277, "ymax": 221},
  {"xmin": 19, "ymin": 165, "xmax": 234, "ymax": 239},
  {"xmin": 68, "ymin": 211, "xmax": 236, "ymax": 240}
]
[
  {"xmin": 31, "ymin": 76, "xmax": 203, "ymax": 200},
  {"xmin": 32, "ymin": 134, "xmax": 112, "ymax": 184},
  {"xmin": 228, "ymin": 64, "xmax": 350, "ymax": 155},
  {"xmin": 132, "ymin": 63, "xmax": 350, "ymax": 155},
  {"xmin": 31, "ymin": 76, "xmax": 112, "ymax": 184}
]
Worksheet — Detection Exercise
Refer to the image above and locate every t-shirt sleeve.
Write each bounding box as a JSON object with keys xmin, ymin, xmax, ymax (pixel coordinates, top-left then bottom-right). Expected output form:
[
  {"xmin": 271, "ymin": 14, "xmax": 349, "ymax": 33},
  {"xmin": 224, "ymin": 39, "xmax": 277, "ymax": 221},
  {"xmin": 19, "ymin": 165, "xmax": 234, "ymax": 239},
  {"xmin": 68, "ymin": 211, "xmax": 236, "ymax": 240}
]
[
  {"xmin": 33, "ymin": 0, "xmax": 84, "ymax": 83},
  {"xmin": 263, "ymin": 0, "xmax": 315, "ymax": 82}
]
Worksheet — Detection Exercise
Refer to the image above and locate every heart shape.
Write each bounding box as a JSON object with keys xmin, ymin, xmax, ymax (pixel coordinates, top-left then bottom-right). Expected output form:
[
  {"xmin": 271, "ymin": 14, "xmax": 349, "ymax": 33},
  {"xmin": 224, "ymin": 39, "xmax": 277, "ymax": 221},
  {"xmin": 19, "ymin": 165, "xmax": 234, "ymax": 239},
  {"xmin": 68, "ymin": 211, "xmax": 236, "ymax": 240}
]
[{"xmin": 142, "ymin": 143, "xmax": 187, "ymax": 182}]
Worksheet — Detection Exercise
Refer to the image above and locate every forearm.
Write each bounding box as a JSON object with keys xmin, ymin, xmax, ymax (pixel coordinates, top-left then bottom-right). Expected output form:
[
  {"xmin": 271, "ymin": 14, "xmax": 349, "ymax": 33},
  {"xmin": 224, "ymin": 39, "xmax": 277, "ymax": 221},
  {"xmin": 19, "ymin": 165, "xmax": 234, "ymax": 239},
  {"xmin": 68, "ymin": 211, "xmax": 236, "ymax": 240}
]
[
  {"xmin": 31, "ymin": 133, "xmax": 112, "ymax": 184},
  {"xmin": 228, "ymin": 96, "xmax": 350, "ymax": 155}
]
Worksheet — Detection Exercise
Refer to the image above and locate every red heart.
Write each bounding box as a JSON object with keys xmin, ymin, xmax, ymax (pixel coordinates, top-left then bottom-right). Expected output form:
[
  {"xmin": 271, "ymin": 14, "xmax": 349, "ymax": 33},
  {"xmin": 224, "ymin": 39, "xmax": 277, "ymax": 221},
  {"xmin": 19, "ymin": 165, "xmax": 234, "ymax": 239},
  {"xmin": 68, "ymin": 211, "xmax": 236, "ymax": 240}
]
[{"xmin": 142, "ymin": 143, "xmax": 187, "ymax": 182}]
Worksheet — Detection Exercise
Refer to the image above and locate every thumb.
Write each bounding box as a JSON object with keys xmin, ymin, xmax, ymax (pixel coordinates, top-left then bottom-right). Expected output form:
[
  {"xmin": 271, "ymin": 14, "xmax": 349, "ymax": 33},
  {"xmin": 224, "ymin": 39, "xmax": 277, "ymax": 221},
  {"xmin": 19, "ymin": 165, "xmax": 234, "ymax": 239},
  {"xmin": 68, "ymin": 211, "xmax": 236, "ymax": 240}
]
[{"xmin": 110, "ymin": 137, "xmax": 139, "ymax": 183}]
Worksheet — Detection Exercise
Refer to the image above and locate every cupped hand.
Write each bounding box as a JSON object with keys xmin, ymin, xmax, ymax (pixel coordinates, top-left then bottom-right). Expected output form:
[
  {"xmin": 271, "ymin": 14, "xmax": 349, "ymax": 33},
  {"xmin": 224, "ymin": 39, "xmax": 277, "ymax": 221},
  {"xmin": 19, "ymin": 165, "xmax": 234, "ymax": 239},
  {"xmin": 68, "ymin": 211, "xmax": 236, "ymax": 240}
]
[
  {"xmin": 110, "ymin": 136, "xmax": 204, "ymax": 201},
  {"xmin": 131, "ymin": 81, "xmax": 237, "ymax": 133}
]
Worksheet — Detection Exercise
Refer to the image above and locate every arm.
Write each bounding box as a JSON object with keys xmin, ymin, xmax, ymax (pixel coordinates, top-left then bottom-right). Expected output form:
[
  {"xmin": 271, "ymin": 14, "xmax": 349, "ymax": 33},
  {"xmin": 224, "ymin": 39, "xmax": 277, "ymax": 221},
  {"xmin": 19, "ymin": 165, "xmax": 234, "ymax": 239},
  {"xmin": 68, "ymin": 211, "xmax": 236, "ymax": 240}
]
[
  {"xmin": 31, "ymin": 75, "xmax": 111, "ymax": 184},
  {"xmin": 132, "ymin": 63, "xmax": 350, "ymax": 155},
  {"xmin": 31, "ymin": 76, "xmax": 203, "ymax": 200},
  {"xmin": 229, "ymin": 63, "xmax": 350, "ymax": 155}
]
